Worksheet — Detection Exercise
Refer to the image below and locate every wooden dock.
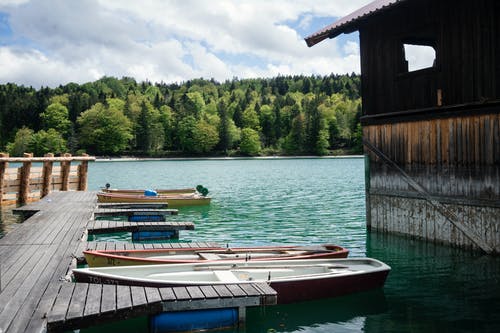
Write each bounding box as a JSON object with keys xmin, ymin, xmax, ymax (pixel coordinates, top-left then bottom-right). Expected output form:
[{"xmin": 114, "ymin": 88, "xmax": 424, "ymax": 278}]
[
  {"xmin": 46, "ymin": 282, "xmax": 276, "ymax": 331},
  {"xmin": 0, "ymin": 191, "xmax": 277, "ymax": 333},
  {"xmin": 94, "ymin": 208, "xmax": 179, "ymax": 218},
  {"xmin": 87, "ymin": 220, "xmax": 195, "ymax": 234}
]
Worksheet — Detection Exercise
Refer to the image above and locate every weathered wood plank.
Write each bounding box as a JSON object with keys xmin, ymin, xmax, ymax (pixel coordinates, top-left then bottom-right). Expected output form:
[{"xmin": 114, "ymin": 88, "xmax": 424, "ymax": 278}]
[
  {"xmin": 101, "ymin": 284, "xmax": 116, "ymax": 314},
  {"xmin": 158, "ymin": 287, "xmax": 176, "ymax": 302},
  {"xmin": 224, "ymin": 284, "xmax": 247, "ymax": 297},
  {"xmin": 46, "ymin": 282, "xmax": 74, "ymax": 325},
  {"xmin": 185, "ymin": 286, "xmax": 206, "ymax": 300},
  {"xmin": 172, "ymin": 287, "xmax": 191, "ymax": 300},
  {"xmin": 130, "ymin": 286, "xmax": 148, "ymax": 307},
  {"xmin": 66, "ymin": 283, "xmax": 89, "ymax": 320},
  {"xmin": 116, "ymin": 285, "xmax": 132, "ymax": 310},
  {"xmin": 144, "ymin": 287, "xmax": 162, "ymax": 304},
  {"xmin": 84, "ymin": 283, "xmax": 102, "ymax": 317},
  {"xmin": 212, "ymin": 285, "xmax": 234, "ymax": 298}
]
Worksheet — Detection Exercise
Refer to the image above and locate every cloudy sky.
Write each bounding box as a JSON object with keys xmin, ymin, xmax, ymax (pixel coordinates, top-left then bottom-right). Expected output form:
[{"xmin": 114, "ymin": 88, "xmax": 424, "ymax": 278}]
[{"xmin": 0, "ymin": 0, "xmax": 371, "ymax": 88}]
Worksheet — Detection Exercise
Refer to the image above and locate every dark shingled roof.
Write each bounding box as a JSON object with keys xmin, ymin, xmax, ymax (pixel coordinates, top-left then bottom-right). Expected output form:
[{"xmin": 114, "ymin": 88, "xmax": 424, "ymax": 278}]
[{"xmin": 305, "ymin": 0, "xmax": 408, "ymax": 47}]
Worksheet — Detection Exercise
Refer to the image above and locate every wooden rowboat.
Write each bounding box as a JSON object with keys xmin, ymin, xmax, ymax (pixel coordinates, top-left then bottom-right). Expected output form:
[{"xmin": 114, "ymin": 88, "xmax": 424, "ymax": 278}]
[
  {"xmin": 72, "ymin": 258, "xmax": 391, "ymax": 304},
  {"xmin": 96, "ymin": 192, "xmax": 211, "ymax": 207},
  {"xmin": 83, "ymin": 244, "xmax": 349, "ymax": 267},
  {"xmin": 101, "ymin": 187, "xmax": 196, "ymax": 195}
]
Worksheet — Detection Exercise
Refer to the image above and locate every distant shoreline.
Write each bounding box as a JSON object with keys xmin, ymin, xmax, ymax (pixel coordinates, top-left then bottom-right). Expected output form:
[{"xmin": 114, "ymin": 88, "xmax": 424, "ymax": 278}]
[{"xmin": 94, "ymin": 155, "xmax": 364, "ymax": 162}]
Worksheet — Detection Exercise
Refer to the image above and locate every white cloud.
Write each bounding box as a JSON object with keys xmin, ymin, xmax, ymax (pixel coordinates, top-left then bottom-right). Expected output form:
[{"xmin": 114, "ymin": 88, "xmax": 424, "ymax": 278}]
[
  {"xmin": 0, "ymin": 0, "xmax": 370, "ymax": 87},
  {"xmin": 343, "ymin": 41, "xmax": 360, "ymax": 56}
]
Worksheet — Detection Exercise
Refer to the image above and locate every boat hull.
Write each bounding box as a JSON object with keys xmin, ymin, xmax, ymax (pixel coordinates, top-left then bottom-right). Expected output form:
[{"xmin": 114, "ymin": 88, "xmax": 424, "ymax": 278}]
[
  {"xmin": 102, "ymin": 188, "xmax": 196, "ymax": 195},
  {"xmin": 269, "ymin": 270, "xmax": 389, "ymax": 304},
  {"xmin": 84, "ymin": 245, "xmax": 350, "ymax": 267},
  {"xmin": 96, "ymin": 192, "xmax": 211, "ymax": 207},
  {"xmin": 72, "ymin": 258, "xmax": 391, "ymax": 304}
]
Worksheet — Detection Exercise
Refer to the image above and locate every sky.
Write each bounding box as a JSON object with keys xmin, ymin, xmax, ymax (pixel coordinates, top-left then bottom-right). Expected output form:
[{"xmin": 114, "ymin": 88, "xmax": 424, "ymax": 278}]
[{"xmin": 0, "ymin": 0, "xmax": 373, "ymax": 88}]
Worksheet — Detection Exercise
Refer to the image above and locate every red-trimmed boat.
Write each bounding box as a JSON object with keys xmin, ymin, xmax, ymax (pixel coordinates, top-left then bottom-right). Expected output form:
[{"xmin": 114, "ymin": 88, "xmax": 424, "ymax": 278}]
[{"xmin": 83, "ymin": 244, "xmax": 349, "ymax": 267}]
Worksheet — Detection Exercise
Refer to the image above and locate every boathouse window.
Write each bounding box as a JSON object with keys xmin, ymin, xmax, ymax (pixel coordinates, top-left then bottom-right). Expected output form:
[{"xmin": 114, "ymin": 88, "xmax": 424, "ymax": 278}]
[{"xmin": 402, "ymin": 41, "xmax": 436, "ymax": 72}]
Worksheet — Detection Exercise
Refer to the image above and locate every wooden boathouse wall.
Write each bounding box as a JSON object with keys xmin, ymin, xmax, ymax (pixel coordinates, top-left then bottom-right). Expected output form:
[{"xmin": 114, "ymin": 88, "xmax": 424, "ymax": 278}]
[
  {"xmin": 363, "ymin": 107, "xmax": 500, "ymax": 252},
  {"xmin": 0, "ymin": 153, "xmax": 95, "ymax": 205},
  {"xmin": 305, "ymin": 0, "xmax": 500, "ymax": 253},
  {"xmin": 357, "ymin": 0, "xmax": 500, "ymax": 253}
]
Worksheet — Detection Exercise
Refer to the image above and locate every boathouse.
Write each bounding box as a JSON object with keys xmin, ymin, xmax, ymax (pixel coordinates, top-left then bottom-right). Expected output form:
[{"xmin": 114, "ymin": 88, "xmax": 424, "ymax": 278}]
[{"xmin": 306, "ymin": 0, "xmax": 500, "ymax": 253}]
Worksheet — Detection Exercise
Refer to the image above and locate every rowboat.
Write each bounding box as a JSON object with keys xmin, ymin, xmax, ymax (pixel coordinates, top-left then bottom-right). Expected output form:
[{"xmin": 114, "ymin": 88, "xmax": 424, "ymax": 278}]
[
  {"xmin": 83, "ymin": 244, "xmax": 349, "ymax": 267},
  {"xmin": 101, "ymin": 187, "xmax": 196, "ymax": 195},
  {"xmin": 72, "ymin": 258, "xmax": 391, "ymax": 304},
  {"xmin": 96, "ymin": 192, "xmax": 211, "ymax": 207}
]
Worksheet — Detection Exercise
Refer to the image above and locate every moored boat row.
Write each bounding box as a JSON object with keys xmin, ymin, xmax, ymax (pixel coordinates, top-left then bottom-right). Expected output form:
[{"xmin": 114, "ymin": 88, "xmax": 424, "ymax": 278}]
[{"xmin": 82, "ymin": 184, "xmax": 391, "ymax": 307}]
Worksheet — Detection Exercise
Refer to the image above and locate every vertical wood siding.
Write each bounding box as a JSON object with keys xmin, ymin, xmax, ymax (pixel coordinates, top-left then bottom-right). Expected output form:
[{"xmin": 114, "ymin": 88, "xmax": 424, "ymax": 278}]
[{"xmin": 364, "ymin": 111, "xmax": 500, "ymax": 252}]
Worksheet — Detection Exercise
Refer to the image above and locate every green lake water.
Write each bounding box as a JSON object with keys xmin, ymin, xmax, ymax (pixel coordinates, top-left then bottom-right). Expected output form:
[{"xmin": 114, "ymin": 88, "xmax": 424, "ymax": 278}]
[{"xmin": 1, "ymin": 157, "xmax": 499, "ymax": 332}]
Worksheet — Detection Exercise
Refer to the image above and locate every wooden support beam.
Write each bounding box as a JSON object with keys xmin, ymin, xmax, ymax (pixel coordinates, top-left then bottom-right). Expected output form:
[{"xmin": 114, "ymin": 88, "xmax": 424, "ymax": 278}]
[
  {"xmin": 0, "ymin": 152, "xmax": 8, "ymax": 203},
  {"xmin": 78, "ymin": 154, "xmax": 89, "ymax": 191},
  {"xmin": 60, "ymin": 153, "xmax": 72, "ymax": 191},
  {"xmin": 42, "ymin": 153, "xmax": 54, "ymax": 198},
  {"xmin": 19, "ymin": 153, "xmax": 33, "ymax": 205}
]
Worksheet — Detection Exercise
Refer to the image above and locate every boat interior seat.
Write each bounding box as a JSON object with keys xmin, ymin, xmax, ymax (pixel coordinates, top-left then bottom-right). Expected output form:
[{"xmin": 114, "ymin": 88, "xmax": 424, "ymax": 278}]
[
  {"xmin": 198, "ymin": 253, "xmax": 221, "ymax": 260},
  {"xmin": 214, "ymin": 270, "xmax": 240, "ymax": 282}
]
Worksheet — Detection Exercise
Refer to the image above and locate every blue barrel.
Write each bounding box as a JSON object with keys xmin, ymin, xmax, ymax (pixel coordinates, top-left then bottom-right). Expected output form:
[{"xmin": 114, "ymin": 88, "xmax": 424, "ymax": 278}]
[
  {"xmin": 128, "ymin": 215, "xmax": 165, "ymax": 222},
  {"xmin": 144, "ymin": 189, "xmax": 158, "ymax": 196},
  {"xmin": 132, "ymin": 230, "xmax": 175, "ymax": 241},
  {"xmin": 150, "ymin": 308, "xmax": 238, "ymax": 333}
]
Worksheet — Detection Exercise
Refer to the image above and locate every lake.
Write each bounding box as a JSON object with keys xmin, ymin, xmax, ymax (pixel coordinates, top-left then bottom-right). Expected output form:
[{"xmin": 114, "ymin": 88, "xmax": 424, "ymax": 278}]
[{"xmin": 2, "ymin": 157, "xmax": 499, "ymax": 332}]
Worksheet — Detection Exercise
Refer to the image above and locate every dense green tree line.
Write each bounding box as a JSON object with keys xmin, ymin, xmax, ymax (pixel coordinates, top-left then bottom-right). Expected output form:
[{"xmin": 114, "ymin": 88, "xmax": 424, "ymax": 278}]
[{"xmin": 0, "ymin": 74, "xmax": 362, "ymax": 157}]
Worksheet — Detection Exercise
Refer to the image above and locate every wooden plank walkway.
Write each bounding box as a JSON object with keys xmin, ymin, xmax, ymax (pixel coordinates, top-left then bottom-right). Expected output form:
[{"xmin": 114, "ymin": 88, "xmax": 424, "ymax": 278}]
[
  {"xmin": 0, "ymin": 191, "xmax": 277, "ymax": 333},
  {"xmin": 87, "ymin": 220, "xmax": 195, "ymax": 234},
  {"xmin": 1, "ymin": 191, "xmax": 96, "ymax": 333},
  {"xmin": 46, "ymin": 282, "xmax": 277, "ymax": 331},
  {"xmin": 94, "ymin": 208, "xmax": 179, "ymax": 217}
]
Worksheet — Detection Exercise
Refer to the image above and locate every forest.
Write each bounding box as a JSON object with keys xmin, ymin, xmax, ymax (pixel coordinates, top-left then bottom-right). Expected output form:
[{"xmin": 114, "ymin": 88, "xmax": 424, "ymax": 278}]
[{"xmin": 0, "ymin": 74, "xmax": 362, "ymax": 157}]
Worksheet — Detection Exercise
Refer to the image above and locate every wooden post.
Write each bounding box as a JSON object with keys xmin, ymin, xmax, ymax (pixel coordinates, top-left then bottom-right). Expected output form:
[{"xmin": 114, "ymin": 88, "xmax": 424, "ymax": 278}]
[
  {"xmin": 19, "ymin": 153, "xmax": 33, "ymax": 205},
  {"xmin": 60, "ymin": 153, "xmax": 71, "ymax": 191},
  {"xmin": 78, "ymin": 153, "xmax": 89, "ymax": 191},
  {"xmin": 0, "ymin": 153, "xmax": 8, "ymax": 204},
  {"xmin": 42, "ymin": 153, "xmax": 54, "ymax": 198}
]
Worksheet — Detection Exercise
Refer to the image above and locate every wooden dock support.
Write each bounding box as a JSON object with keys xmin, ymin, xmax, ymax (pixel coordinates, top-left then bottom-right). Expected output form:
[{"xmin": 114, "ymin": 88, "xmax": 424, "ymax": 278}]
[
  {"xmin": 41, "ymin": 153, "xmax": 54, "ymax": 198},
  {"xmin": 19, "ymin": 153, "xmax": 33, "ymax": 205},
  {"xmin": 93, "ymin": 208, "xmax": 179, "ymax": 222},
  {"xmin": 46, "ymin": 282, "xmax": 277, "ymax": 332},
  {"xmin": 0, "ymin": 153, "xmax": 8, "ymax": 203}
]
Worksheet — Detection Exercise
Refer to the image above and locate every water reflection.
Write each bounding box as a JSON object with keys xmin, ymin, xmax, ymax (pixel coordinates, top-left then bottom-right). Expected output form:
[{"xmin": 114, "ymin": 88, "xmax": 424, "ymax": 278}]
[
  {"xmin": 0, "ymin": 204, "xmax": 23, "ymax": 238},
  {"xmin": 243, "ymin": 290, "xmax": 387, "ymax": 333},
  {"xmin": 366, "ymin": 232, "xmax": 500, "ymax": 333}
]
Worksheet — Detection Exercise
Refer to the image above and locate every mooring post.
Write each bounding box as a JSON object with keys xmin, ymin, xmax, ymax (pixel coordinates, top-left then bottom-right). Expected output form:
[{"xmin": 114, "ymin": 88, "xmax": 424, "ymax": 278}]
[
  {"xmin": 238, "ymin": 306, "xmax": 246, "ymax": 325},
  {"xmin": 78, "ymin": 153, "xmax": 89, "ymax": 191},
  {"xmin": 60, "ymin": 153, "xmax": 71, "ymax": 191},
  {"xmin": 0, "ymin": 152, "xmax": 8, "ymax": 204},
  {"xmin": 19, "ymin": 153, "xmax": 33, "ymax": 205},
  {"xmin": 42, "ymin": 153, "xmax": 54, "ymax": 198}
]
